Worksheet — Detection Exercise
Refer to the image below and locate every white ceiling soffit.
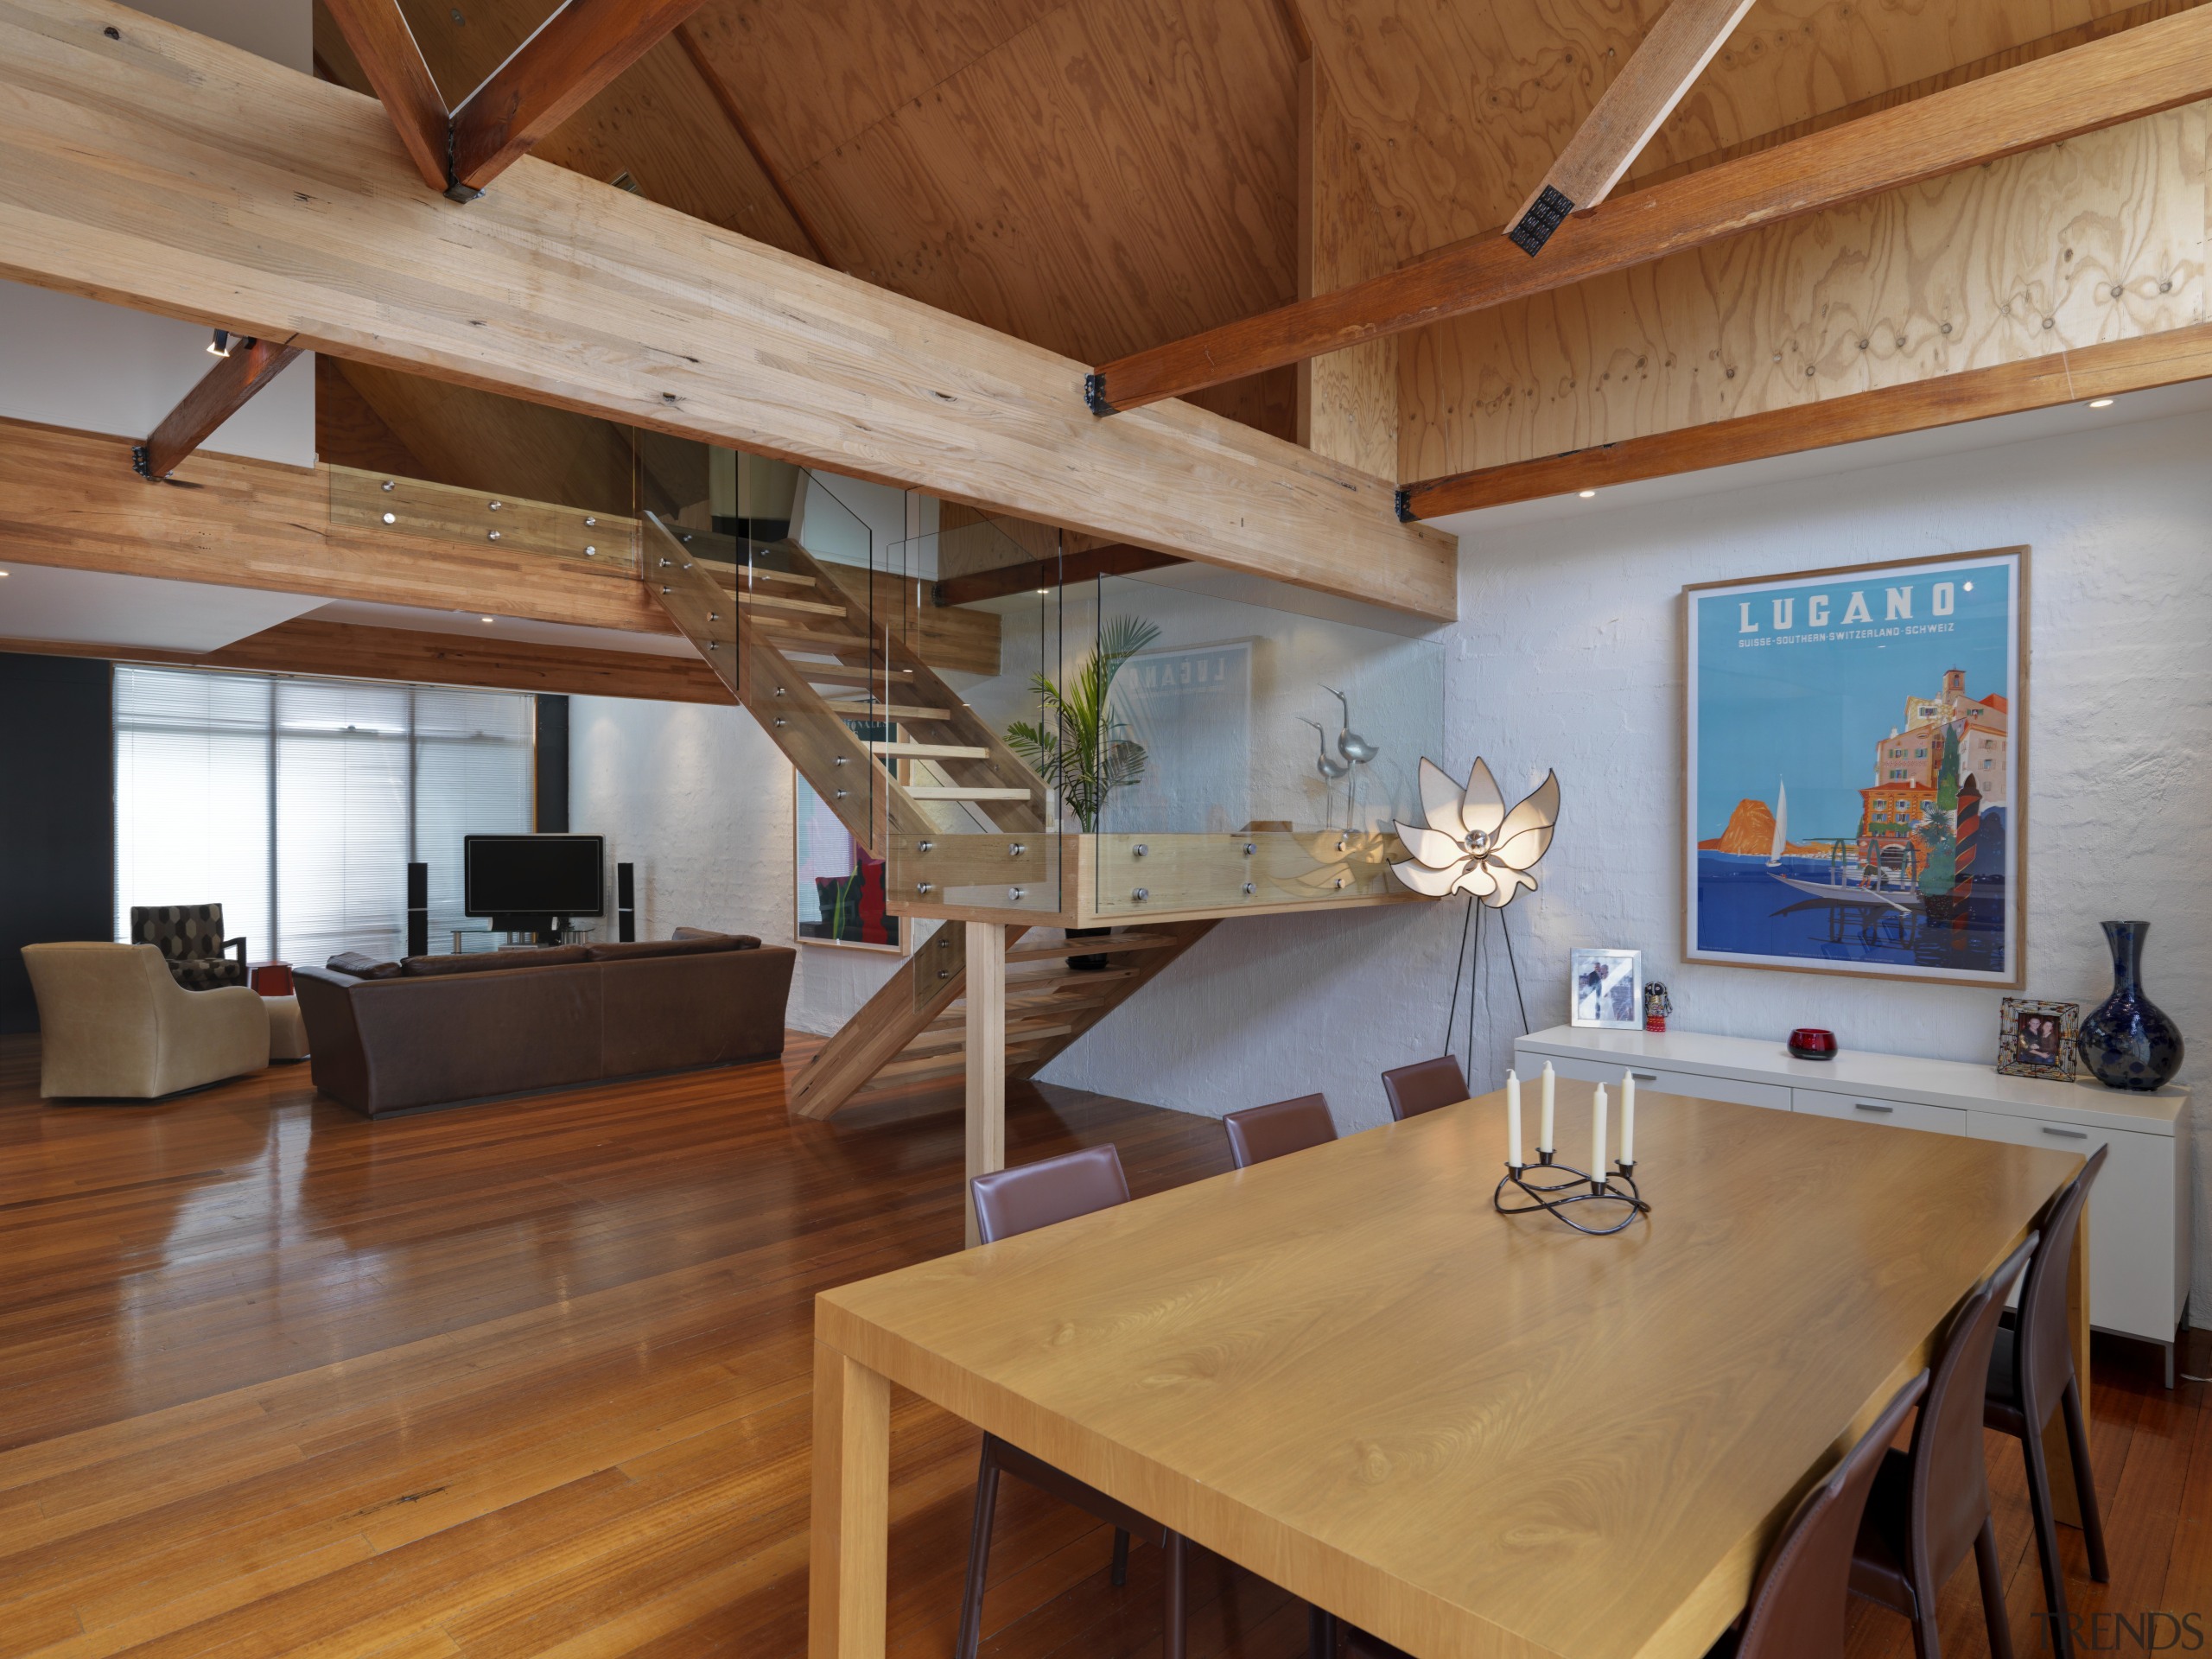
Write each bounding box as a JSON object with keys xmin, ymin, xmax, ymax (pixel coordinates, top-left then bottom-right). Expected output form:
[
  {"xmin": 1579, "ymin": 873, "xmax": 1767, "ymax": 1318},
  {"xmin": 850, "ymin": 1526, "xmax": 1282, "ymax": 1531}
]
[
  {"xmin": 306, "ymin": 601, "xmax": 701, "ymax": 657},
  {"xmin": 1427, "ymin": 376, "xmax": 2212, "ymax": 539},
  {"xmin": 0, "ymin": 563, "xmax": 322, "ymax": 651}
]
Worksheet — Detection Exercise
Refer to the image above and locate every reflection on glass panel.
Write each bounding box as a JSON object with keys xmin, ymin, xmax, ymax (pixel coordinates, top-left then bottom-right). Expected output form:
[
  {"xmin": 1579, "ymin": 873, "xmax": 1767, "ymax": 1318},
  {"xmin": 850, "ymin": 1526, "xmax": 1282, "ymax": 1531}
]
[
  {"xmin": 876, "ymin": 505, "xmax": 1063, "ymax": 916},
  {"xmin": 794, "ymin": 775, "xmax": 899, "ymax": 950}
]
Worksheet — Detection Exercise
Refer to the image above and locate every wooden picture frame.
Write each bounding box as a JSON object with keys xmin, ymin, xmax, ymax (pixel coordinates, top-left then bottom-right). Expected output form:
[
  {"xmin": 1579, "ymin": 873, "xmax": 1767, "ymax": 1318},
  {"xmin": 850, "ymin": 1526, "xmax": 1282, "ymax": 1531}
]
[
  {"xmin": 1682, "ymin": 547, "xmax": 2028, "ymax": 988},
  {"xmin": 1998, "ymin": 998, "xmax": 2079, "ymax": 1082}
]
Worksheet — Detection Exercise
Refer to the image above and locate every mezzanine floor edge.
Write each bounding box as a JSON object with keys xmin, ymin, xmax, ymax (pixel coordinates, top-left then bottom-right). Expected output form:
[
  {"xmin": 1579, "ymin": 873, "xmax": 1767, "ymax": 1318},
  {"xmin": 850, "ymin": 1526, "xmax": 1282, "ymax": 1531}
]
[{"xmin": 0, "ymin": 1033, "xmax": 2201, "ymax": 1657}]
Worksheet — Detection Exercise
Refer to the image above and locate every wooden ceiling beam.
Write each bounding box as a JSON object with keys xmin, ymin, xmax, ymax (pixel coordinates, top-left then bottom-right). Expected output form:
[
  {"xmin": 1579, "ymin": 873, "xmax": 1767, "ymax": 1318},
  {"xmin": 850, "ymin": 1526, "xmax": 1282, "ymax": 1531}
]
[
  {"xmin": 931, "ymin": 544, "xmax": 1184, "ymax": 607},
  {"xmin": 318, "ymin": 0, "xmax": 448, "ymax": 193},
  {"xmin": 1504, "ymin": 0, "xmax": 1758, "ymax": 256},
  {"xmin": 1398, "ymin": 322, "xmax": 2212, "ymax": 519},
  {"xmin": 0, "ymin": 618, "xmax": 729, "ymax": 702},
  {"xmin": 135, "ymin": 334, "xmax": 302, "ymax": 481},
  {"xmin": 448, "ymin": 0, "xmax": 710, "ymax": 195},
  {"xmin": 1, "ymin": 417, "xmax": 670, "ymax": 635},
  {"xmin": 0, "ymin": 0, "xmax": 1452, "ymax": 620},
  {"xmin": 1085, "ymin": 7, "xmax": 2212, "ymax": 417}
]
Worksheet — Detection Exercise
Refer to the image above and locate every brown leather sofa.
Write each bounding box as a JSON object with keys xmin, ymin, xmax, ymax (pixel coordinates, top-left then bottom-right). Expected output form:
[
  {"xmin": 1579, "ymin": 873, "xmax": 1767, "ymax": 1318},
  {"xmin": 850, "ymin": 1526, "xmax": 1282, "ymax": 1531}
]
[{"xmin": 294, "ymin": 931, "xmax": 793, "ymax": 1117}]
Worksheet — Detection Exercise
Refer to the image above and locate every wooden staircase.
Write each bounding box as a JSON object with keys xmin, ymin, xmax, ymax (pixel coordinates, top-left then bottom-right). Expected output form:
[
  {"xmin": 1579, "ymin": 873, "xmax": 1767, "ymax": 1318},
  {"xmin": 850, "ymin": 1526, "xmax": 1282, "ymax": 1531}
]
[
  {"xmin": 642, "ymin": 512, "xmax": 1208, "ymax": 1119},
  {"xmin": 786, "ymin": 922, "xmax": 1215, "ymax": 1119}
]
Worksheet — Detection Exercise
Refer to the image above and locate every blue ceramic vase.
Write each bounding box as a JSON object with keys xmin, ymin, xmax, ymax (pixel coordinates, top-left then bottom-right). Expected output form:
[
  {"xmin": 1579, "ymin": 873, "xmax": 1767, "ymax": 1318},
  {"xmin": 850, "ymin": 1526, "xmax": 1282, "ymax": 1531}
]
[{"xmin": 2076, "ymin": 920, "xmax": 2183, "ymax": 1091}]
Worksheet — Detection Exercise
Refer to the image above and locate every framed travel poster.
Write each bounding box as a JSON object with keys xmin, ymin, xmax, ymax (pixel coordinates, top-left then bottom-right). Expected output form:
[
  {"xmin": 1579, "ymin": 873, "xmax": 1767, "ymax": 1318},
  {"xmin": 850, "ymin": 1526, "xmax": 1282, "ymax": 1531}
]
[{"xmin": 1683, "ymin": 548, "xmax": 2027, "ymax": 987}]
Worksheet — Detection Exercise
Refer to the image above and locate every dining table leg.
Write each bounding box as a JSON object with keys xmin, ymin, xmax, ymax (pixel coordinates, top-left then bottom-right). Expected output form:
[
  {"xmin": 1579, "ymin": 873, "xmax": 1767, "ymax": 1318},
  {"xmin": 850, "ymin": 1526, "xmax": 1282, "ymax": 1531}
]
[{"xmin": 810, "ymin": 1338, "xmax": 892, "ymax": 1659}]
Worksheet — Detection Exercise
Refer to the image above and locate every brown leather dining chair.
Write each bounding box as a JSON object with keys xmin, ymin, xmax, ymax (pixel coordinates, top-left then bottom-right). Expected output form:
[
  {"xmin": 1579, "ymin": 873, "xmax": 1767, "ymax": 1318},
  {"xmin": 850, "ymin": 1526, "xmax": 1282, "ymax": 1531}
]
[
  {"xmin": 1380, "ymin": 1055, "xmax": 1468, "ymax": 1122},
  {"xmin": 1850, "ymin": 1231, "xmax": 2038, "ymax": 1659},
  {"xmin": 1347, "ymin": 1370, "xmax": 1934, "ymax": 1659},
  {"xmin": 1707, "ymin": 1368, "xmax": 1930, "ymax": 1658},
  {"xmin": 1224, "ymin": 1093, "xmax": 1338, "ymax": 1168},
  {"xmin": 1986, "ymin": 1147, "xmax": 2109, "ymax": 1659},
  {"xmin": 959, "ymin": 1145, "xmax": 1190, "ymax": 1659}
]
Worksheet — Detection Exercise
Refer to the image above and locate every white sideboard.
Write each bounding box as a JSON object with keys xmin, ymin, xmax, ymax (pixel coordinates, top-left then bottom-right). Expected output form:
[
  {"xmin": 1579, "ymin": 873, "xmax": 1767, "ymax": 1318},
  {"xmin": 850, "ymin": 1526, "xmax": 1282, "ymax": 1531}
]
[{"xmin": 1512, "ymin": 1025, "xmax": 2193, "ymax": 1382}]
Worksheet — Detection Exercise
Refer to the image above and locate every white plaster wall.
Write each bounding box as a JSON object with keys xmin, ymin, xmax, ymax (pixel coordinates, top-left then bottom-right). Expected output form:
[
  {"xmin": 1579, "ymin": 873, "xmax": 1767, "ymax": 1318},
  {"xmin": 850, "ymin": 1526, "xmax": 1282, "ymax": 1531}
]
[
  {"xmin": 567, "ymin": 696, "xmax": 912, "ymax": 1034},
  {"xmin": 0, "ymin": 0, "xmax": 313, "ymax": 465},
  {"xmin": 1039, "ymin": 406, "xmax": 2211, "ymax": 1313}
]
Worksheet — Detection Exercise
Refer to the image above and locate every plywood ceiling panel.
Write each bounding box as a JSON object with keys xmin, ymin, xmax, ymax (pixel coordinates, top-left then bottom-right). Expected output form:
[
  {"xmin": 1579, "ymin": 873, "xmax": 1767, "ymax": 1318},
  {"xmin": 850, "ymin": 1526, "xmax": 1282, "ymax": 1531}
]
[
  {"xmin": 1300, "ymin": 0, "xmax": 2145, "ymax": 259},
  {"xmin": 728, "ymin": 0, "xmax": 1301, "ymax": 365}
]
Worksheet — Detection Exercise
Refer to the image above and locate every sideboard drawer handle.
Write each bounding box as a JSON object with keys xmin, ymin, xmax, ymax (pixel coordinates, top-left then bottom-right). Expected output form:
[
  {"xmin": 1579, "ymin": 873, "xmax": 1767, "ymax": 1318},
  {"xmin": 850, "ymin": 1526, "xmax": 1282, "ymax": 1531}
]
[
  {"xmin": 2040, "ymin": 1126, "xmax": 2089, "ymax": 1140},
  {"xmin": 1853, "ymin": 1102, "xmax": 1895, "ymax": 1114},
  {"xmin": 1630, "ymin": 1071, "xmax": 1659, "ymax": 1082}
]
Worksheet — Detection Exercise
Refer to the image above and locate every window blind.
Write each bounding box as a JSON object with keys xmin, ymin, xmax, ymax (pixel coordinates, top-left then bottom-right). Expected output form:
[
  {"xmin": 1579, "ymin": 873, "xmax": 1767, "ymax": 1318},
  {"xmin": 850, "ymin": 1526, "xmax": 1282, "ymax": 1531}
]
[{"xmin": 114, "ymin": 666, "xmax": 535, "ymax": 963}]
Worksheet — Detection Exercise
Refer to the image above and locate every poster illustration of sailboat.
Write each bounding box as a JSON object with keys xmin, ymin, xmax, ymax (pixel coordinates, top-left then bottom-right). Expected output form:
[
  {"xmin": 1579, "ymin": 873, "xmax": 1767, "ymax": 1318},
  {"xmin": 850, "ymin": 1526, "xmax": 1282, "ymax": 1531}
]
[{"xmin": 1681, "ymin": 550, "xmax": 2027, "ymax": 987}]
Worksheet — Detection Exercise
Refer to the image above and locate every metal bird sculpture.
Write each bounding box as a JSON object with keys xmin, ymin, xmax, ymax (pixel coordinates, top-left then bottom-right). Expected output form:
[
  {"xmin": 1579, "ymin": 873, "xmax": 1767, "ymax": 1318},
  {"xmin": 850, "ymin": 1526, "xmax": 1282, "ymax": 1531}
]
[
  {"xmin": 1323, "ymin": 685, "xmax": 1377, "ymax": 765},
  {"xmin": 1300, "ymin": 717, "xmax": 1351, "ymax": 780}
]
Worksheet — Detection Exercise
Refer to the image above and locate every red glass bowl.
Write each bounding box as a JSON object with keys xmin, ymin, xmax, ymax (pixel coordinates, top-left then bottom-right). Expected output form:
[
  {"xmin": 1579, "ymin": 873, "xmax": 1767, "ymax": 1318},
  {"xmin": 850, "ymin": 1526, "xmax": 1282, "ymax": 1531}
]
[{"xmin": 1788, "ymin": 1027, "xmax": 1838, "ymax": 1061}]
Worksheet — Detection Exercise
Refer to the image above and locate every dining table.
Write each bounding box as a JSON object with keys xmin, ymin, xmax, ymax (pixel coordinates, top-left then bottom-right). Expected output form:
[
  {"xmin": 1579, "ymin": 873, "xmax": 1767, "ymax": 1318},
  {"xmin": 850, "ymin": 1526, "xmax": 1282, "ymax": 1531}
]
[{"xmin": 807, "ymin": 1087, "xmax": 2087, "ymax": 1659}]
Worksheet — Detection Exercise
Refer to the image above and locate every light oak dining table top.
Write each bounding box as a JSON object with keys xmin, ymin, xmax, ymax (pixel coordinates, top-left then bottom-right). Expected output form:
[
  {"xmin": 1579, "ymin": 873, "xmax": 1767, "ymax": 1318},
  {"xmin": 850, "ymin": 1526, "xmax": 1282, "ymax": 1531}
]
[{"xmin": 810, "ymin": 1090, "xmax": 2082, "ymax": 1659}]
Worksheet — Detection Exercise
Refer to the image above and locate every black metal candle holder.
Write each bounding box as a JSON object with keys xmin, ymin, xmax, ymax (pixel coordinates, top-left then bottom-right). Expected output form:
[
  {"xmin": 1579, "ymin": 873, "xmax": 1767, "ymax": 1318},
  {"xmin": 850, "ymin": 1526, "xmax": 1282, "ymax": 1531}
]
[{"xmin": 1493, "ymin": 1148, "xmax": 1649, "ymax": 1236}]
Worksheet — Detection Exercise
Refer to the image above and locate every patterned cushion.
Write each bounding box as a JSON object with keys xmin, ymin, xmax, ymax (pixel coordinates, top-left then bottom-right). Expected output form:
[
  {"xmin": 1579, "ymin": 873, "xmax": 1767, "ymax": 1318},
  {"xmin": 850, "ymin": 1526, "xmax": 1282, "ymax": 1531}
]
[
  {"xmin": 170, "ymin": 957, "xmax": 248, "ymax": 991},
  {"xmin": 130, "ymin": 904, "xmax": 230, "ymax": 963}
]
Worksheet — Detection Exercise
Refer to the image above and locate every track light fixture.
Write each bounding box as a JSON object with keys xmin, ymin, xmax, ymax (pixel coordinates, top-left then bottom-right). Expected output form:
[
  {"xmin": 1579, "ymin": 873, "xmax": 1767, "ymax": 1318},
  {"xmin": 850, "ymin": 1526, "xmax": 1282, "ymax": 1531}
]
[{"xmin": 205, "ymin": 328, "xmax": 258, "ymax": 359}]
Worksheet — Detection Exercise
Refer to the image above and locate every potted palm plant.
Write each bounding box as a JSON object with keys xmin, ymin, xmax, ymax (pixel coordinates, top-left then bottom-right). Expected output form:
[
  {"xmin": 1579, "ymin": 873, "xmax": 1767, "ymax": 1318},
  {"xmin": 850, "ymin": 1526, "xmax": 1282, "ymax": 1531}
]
[{"xmin": 1006, "ymin": 615, "xmax": 1161, "ymax": 968}]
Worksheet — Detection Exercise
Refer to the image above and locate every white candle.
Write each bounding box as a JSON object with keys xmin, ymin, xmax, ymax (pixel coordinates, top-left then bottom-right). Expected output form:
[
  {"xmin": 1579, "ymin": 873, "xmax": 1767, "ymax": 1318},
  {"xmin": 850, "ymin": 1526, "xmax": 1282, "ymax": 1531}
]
[
  {"xmin": 1592, "ymin": 1083, "xmax": 1609, "ymax": 1180},
  {"xmin": 1621, "ymin": 1070, "xmax": 1637, "ymax": 1165},
  {"xmin": 1540, "ymin": 1062, "xmax": 1556, "ymax": 1154},
  {"xmin": 1506, "ymin": 1071, "xmax": 1522, "ymax": 1167}
]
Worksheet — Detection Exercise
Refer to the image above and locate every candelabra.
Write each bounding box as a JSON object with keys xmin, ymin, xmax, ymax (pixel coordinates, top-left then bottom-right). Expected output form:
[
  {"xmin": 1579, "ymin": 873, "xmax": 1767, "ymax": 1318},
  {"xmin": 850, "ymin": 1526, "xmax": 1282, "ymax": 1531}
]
[{"xmin": 1493, "ymin": 1148, "xmax": 1649, "ymax": 1236}]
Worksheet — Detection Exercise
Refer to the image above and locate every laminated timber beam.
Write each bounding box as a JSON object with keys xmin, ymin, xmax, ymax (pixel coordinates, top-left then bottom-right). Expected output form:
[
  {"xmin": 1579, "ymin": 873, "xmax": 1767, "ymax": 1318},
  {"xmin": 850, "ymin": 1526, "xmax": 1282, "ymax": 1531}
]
[
  {"xmin": 1397, "ymin": 321, "xmax": 2212, "ymax": 518},
  {"xmin": 1085, "ymin": 6, "xmax": 2212, "ymax": 416},
  {"xmin": 0, "ymin": 0, "xmax": 1455, "ymax": 622},
  {"xmin": 0, "ymin": 417, "xmax": 671, "ymax": 635},
  {"xmin": 1, "ymin": 617, "xmax": 731, "ymax": 702}
]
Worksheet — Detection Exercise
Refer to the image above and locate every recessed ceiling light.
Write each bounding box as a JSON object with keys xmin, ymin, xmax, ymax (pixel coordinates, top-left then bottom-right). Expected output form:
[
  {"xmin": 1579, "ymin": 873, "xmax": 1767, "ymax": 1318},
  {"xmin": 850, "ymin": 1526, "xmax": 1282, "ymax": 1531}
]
[
  {"xmin": 1578, "ymin": 489, "xmax": 1598, "ymax": 499},
  {"xmin": 480, "ymin": 615, "xmax": 494, "ymax": 624},
  {"xmin": 2088, "ymin": 397, "xmax": 2115, "ymax": 409},
  {"xmin": 0, "ymin": 569, "xmax": 10, "ymax": 577}
]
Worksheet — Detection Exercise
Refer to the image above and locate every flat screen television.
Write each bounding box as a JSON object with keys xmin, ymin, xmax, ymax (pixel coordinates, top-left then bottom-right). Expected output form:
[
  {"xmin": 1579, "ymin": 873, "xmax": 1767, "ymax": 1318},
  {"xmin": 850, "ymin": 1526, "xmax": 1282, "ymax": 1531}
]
[{"xmin": 463, "ymin": 834, "xmax": 605, "ymax": 925}]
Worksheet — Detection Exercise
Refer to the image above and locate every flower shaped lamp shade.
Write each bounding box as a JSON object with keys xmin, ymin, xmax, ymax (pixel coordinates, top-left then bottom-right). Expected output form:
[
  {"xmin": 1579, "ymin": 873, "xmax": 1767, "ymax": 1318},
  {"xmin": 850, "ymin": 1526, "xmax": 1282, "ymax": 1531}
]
[{"xmin": 1390, "ymin": 759, "xmax": 1560, "ymax": 906}]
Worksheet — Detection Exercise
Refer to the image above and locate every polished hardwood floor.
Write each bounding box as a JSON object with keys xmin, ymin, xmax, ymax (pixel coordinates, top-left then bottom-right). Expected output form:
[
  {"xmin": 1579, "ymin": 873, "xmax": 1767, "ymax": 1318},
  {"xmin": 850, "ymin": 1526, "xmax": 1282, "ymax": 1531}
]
[{"xmin": 0, "ymin": 1033, "xmax": 2201, "ymax": 1657}]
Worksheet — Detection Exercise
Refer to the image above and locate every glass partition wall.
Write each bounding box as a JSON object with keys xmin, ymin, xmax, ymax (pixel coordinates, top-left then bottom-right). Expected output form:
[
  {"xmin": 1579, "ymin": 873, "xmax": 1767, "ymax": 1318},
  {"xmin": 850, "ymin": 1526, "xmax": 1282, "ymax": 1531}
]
[
  {"xmin": 943, "ymin": 565, "xmax": 1441, "ymax": 922},
  {"xmin": 352, "ymin": 416, "xmax": 1440, "ymax": 933}
]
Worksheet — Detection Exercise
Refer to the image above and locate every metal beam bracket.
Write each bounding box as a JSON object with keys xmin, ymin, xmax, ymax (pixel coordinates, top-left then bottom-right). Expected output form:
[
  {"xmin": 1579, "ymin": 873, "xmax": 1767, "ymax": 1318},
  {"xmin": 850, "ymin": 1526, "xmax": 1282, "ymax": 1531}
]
[
  {"xmin": 1083, "ymin": 372, "xmax": 1115, "ymax": 416},
  {"xmin": 1508, "ymin": 186, "xmax": 1575, "ymax": 257}
]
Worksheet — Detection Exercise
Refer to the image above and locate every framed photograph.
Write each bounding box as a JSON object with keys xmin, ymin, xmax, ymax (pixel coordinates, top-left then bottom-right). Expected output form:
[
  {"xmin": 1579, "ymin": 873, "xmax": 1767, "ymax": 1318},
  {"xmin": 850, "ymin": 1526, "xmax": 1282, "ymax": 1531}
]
[
  {"xmin": 1683, "ymin": 548, "xmax": 2027, "ymax": 988},
  {"xmin": 1998, "ymin": 998, "xmax": 2079, "ymax": 1082},
  {"xmin": 793, "ymin": 777, "xmax": 905, "ymax": 953},
  {"xmin": 1569, "ymin": 948, "xmax": 1643, "ymax": 1030}
]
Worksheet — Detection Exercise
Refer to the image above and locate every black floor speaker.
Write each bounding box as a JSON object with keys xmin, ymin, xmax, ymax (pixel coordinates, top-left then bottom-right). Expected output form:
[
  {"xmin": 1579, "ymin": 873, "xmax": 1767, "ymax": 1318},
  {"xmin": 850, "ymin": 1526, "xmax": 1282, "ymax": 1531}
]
[
  {"xmin": 406, "ymin": 861, "xmax": 429, "ymax": 958},
  {"xmin": 617, "ymin": 861, "xmax": 636, "ymax": 943}
]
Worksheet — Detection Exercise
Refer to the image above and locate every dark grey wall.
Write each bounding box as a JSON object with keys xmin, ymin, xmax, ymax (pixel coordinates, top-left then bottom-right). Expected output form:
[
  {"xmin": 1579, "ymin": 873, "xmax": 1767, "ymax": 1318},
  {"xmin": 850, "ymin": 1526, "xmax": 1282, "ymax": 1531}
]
[
  {"xmin": 534, "ymin": 695, "xmax": 569, "ymax": 833},
  {"xmin": 0, "ymin": 654, "xmax": 113, "ymax": 1033}
]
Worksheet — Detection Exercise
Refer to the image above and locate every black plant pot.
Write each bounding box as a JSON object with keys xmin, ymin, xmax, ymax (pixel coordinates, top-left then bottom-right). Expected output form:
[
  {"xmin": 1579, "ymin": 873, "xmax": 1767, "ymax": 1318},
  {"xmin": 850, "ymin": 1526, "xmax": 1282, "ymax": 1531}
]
[
  {"xmin": 1065, "ymin": 927, "xmax": 1112, "ymax": 972},
  {"xmin": 2077, "ymin": 919, "xmax": 2183, "ymax": 1091}
]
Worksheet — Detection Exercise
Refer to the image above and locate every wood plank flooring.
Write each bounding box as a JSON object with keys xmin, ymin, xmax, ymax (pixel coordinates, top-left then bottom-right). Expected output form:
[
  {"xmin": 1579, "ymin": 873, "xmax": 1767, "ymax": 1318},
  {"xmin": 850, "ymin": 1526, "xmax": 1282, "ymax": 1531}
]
[{"xmin": 0, "ymin": 1033, "xmax": 2201, "ymax": 1657}]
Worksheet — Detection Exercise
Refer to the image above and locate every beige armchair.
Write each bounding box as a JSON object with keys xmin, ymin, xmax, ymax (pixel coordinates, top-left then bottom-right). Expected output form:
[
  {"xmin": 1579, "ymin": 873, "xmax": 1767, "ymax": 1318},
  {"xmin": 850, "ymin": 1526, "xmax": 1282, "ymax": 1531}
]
[{"xmin": 21, "ymin": 944, "xmax": 270, "ymax": 1100}]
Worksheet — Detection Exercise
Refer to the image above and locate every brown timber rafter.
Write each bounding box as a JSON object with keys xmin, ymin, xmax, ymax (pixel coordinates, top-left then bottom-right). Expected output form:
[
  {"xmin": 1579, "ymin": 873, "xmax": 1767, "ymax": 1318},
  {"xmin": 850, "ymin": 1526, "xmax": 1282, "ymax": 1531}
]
[
  {"xmin": 323, "ymin": 0, "xmax": 706, "ymax": 200},
  {"xmin": 134, "ymin": 334, "xmax": 302, "ymax": 481},
  {"xmin": 1084, "ymin": 6, "xmax": 2212, "ymax": 418}
]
